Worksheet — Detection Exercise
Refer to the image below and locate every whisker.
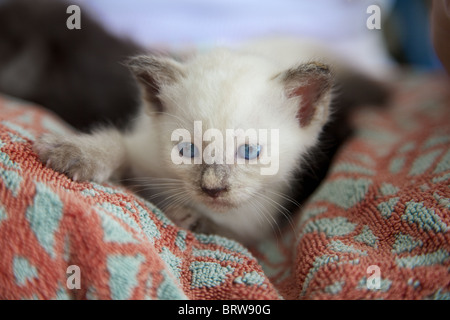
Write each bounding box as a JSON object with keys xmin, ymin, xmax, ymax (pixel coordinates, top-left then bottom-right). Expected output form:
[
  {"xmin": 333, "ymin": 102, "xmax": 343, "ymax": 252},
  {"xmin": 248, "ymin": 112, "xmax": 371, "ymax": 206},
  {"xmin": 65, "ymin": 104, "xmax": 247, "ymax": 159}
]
[
  {"xmin": 260, "ymin": 190, "xmax": 300, "ymax": 235},
  {"xmin": 145, "ymin": 190, "xmax": 181, "ymax": 203},
  {"xmin": 127, "ymin": 184, "xmax": 183, "ymax": 195},
  {"xmin": 253, "ymin": 192, "xmax": 297, "ymax": 243},
  {"xmin": 148, "ymin": 110, "xmax": 191, "ymax": 130},
  {"xmin": 246, "ymin": 198, "xmax": 268, "ymax": 229},
  {"xmin": 265, "ymin": 189, "xmax": 302, "ymax": 208},
  {"xmin": 156, "ymin": 189, "xmax": 191, "ymax": 209},
  {"xmin": 119, "ymin": 176, "xmax": 184, "ymax": 183},
  {"xmin": 161, "ymin": 192, "xmax": 192, "ymax": 212},
  {"xmin": 158, "ymin": 191, "xmax": 192, "ymax": 213},
  {"xmin": 248, "ymin": 196, "xmax": 281, "ymax": 245}
]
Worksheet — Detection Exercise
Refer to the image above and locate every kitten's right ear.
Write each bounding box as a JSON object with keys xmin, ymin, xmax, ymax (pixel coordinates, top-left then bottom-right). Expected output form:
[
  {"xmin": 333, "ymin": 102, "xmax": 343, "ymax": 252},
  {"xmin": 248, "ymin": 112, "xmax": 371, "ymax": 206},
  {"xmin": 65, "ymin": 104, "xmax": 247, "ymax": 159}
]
[
  {"xmin": 126, "ymin": 55, "xmax": 185, "ymax": 112},
  {"xmin": 279, "ymin": 61, "xmax": 334, "ymax": 128}
]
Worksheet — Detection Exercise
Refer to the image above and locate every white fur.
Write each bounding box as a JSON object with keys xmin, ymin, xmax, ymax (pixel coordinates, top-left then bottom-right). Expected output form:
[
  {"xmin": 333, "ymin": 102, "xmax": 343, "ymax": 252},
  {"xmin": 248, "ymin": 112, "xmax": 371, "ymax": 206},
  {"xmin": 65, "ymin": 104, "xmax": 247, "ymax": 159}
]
[{"xmin": 35, "ymin": 40, "xmax": 334, "ymax": 245}]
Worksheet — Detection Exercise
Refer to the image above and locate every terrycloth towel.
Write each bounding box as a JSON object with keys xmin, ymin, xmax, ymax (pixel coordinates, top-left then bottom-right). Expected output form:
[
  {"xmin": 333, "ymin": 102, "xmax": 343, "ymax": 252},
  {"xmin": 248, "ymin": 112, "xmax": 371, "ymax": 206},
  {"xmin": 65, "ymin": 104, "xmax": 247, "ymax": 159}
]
[{"xmin": 0, "ymin": 73, "xmax": 449, "ymax": 300}]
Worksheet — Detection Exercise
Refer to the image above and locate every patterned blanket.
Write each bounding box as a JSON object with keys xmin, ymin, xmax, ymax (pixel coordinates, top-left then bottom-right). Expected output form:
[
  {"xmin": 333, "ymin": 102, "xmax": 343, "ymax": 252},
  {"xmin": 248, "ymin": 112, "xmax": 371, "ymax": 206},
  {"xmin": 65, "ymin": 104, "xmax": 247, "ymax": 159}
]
[{"xmin": 0, "ymin": 74, "xmax": 449, "ymax": 300}]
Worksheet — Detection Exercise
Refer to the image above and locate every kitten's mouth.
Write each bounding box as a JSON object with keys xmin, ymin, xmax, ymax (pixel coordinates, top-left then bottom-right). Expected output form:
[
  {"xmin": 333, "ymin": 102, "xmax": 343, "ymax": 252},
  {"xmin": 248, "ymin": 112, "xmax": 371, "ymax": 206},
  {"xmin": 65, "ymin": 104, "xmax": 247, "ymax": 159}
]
[
  {"xmin": 201, "ymin": 194, "xmax": 236, "ymax": 211},
  {"xmin": 197, "ymin": 187, "xmax": 253, "ymax": 212}
]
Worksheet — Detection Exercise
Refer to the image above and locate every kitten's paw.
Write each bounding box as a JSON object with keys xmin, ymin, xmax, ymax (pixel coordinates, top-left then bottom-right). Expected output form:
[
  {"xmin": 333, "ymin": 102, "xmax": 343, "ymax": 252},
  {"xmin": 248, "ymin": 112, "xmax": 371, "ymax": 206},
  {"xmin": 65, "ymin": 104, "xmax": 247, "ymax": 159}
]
[{"xmin": 34, "ymin": 133, "xmax": 111, "ymax": 182}]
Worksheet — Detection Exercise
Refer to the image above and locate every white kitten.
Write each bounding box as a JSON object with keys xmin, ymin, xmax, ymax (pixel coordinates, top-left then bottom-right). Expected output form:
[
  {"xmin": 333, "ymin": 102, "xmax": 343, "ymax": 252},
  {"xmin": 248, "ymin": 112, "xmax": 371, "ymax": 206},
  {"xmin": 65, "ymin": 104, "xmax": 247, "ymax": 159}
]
[{"xmin": 34, "ymin": 40, "xmax": 334, "ymax": 245}]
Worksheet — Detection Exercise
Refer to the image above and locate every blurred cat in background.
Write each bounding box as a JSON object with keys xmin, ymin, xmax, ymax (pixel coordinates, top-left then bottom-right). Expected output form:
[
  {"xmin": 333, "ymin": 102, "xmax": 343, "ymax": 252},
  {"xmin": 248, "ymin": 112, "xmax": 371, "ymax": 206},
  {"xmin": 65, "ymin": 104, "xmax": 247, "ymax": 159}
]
[{"xmin": 0, "ymin": 0, "xmax": 144, "ymax": 131}]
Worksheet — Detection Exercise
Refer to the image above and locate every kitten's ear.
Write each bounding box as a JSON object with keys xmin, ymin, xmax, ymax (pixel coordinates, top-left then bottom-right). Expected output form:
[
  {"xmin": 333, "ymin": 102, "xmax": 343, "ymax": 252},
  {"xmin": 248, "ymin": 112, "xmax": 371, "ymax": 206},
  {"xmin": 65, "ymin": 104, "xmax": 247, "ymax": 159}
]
[
  {"xmin": 126, "ymin": 55, "xmax": 185, "ymax": 112},
  {"xmin": 280, "ymin": 62, "xmax": 334, "ymax": 128}
]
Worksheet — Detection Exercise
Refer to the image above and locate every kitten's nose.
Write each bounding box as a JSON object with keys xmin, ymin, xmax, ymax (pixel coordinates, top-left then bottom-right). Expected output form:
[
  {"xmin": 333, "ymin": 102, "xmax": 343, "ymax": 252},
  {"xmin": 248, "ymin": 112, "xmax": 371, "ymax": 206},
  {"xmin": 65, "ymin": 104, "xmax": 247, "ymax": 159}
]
[{"xmin": 201, "ymin": 187, "xmax": 227, "ymax": 198}]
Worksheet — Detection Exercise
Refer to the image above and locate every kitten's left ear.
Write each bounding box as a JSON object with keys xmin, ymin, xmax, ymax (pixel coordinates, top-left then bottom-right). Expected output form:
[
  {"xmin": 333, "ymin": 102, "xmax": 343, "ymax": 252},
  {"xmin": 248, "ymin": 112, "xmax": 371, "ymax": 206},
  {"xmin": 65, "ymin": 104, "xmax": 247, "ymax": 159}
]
[
  {"xmin": 280, "ymin": 62, "xmax": 334, "ymax": 128},
  {"xmin": 125, "ymin": 55, "xmax": 185, "ymax": 112}
]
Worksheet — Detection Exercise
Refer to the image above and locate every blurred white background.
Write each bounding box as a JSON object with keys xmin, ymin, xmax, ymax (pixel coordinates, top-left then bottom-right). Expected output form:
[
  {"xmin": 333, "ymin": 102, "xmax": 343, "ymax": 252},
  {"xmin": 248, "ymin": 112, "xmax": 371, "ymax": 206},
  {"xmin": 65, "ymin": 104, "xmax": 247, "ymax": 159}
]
[{"xmin": 72, "ymin": 0, "xmax": 395, "ymax": 77}]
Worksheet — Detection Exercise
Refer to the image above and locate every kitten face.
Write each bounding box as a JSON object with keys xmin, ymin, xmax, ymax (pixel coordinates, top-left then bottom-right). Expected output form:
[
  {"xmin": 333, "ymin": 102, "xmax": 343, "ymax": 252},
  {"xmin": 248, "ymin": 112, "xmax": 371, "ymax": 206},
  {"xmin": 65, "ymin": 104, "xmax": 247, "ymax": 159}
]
[{"xmin": 127, "ymin": 49, "xmax": 333, "ymax": 213}]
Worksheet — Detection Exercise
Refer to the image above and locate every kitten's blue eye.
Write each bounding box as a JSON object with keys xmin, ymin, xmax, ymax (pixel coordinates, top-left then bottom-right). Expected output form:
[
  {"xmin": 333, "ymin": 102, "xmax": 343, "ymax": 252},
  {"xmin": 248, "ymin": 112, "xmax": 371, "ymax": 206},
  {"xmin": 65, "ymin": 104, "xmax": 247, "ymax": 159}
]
[
  {"xmin": 237, "ymin": 144, "xmax": 261, "ymax": 160},
  {"xmin": 178, "ymin": 142, "xmax": 199, "ymax": 158}
]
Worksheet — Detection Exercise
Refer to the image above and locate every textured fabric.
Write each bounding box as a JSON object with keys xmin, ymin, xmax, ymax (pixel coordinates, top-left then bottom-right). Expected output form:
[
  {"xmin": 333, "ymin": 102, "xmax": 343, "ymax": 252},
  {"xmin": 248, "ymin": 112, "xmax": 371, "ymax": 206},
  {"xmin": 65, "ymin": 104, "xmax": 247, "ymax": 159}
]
[{"xmin": 0, "ymin": 74, "xmax": 449, "ymax": 300}]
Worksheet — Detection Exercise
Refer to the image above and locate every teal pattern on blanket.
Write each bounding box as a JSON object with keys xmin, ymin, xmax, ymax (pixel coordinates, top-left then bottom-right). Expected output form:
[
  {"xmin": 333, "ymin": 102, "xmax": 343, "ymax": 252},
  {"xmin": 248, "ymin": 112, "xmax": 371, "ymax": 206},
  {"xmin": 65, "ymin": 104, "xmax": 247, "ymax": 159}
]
[
  {"xmin": 96, "ymin": 208, "xmax": 139, "ymax": 244},
  {"xmin": 402, "ymin": 201, "xmax": 448, "ymax": 232},
  {"xmin": 107, "ymin": 254, "xmax": 145, "ymax": 300},
  {"xmin": 309, "ymin": 178, "xmax": 372, "ymax": 209},
  {"xmin": 25, "ymin": 182, "xmax": 63, "ymax": 258},
  {"xmin": 190, "ymin": 261, "xmax": 234, "ymax": 288},
  {"xmin": 0, "ymin": 167, "xmax": 22, "ymax": 197},
  {"xmin": 13, "ymin": 256, "xmax": 38, "ymax": 286}
]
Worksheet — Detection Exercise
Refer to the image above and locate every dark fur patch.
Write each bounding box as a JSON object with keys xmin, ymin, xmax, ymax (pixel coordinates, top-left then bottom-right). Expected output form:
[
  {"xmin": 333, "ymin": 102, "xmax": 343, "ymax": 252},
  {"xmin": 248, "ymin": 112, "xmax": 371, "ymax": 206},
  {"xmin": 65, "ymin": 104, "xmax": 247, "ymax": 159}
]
[
  {"xmin": 0, "ymin": 0, "xmax": 144, "ymax": 131},
  {"xmin": 282, "ymin": 62, "xmax": 334, "ymax": 127},
  {"xmin": 126, "ymin": 55, "xmax": 185, "ymax": 113}
]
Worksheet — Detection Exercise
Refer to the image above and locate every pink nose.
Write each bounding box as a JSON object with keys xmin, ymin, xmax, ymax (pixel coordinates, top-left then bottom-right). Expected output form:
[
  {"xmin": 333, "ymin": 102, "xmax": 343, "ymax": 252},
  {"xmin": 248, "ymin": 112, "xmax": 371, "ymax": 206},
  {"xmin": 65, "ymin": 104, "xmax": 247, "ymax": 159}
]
[{"xmin": 201, "ymin": 187, "xmax": 227, "ymax": 198}]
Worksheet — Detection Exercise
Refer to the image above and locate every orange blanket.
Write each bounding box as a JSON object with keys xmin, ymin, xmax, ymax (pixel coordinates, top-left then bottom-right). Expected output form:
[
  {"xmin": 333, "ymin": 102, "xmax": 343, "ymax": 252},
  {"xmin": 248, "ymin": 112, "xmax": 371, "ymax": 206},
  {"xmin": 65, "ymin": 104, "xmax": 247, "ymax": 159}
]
[{"xmin": 0, "ymin": 74, "xmax": 449, "ymax": 299}]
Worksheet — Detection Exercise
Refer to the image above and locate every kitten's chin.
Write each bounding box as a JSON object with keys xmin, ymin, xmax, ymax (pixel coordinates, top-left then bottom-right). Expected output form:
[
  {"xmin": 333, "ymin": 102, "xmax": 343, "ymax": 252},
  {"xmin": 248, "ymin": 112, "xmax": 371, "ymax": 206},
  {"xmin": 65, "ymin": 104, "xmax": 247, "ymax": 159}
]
[
  {"xmin": 198, "ymin": 190, "xmax": 255, "ymax": 213},
  {"xmin": 201, "ymin": 197, "xmax": 238, "ymax": 213}
]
